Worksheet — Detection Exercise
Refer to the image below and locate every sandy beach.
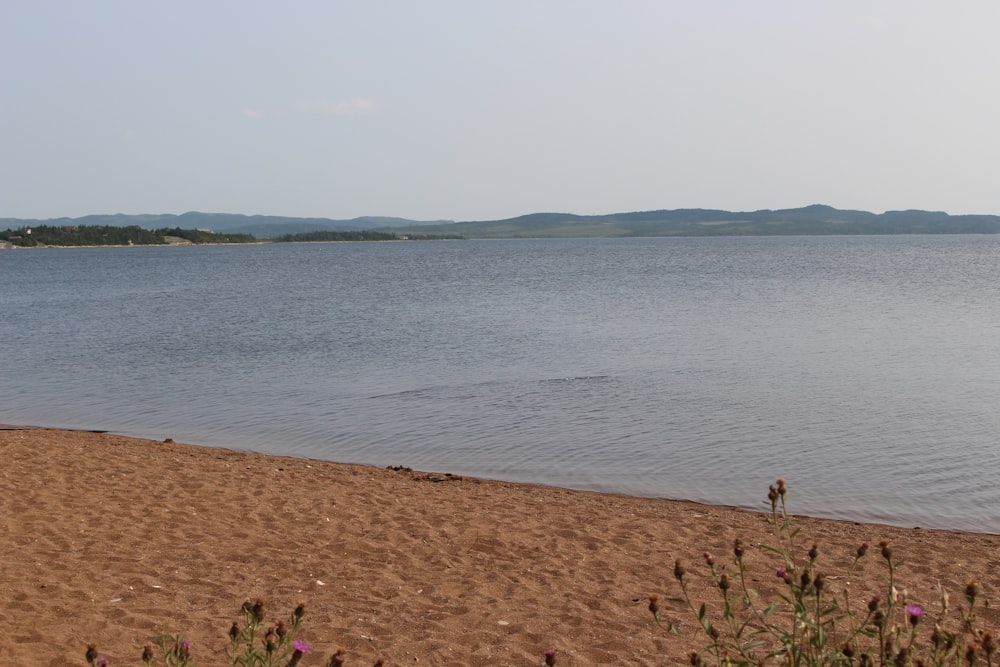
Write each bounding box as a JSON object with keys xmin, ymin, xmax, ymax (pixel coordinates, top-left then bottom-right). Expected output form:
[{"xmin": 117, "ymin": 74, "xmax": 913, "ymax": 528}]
[{"xmin": 2, "ymin": 426, "xmax": 997, "ymax": 666}]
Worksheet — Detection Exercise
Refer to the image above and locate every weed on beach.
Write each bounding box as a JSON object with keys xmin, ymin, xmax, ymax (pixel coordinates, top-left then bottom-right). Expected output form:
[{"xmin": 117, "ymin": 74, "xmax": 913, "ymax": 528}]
[
  {"xmin": 650, "ymin": 479, "xmax": 995, "ymax": 667},
  {"xmin": 85, "ymin": 478, "xmax": 993, "ymax": 666}
]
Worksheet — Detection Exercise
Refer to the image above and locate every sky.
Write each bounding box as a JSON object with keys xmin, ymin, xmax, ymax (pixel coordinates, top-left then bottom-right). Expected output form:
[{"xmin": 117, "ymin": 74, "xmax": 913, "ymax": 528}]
[{"xmin": 3, "ymin": 1, "xmax": 1000, "ymax": 221}]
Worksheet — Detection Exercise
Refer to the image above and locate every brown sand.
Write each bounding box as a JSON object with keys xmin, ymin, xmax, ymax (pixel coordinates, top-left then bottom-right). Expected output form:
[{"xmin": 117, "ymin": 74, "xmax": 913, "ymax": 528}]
[{"xmin": 1, "ymin": 426, "xmax": 997, "ymax": 666}]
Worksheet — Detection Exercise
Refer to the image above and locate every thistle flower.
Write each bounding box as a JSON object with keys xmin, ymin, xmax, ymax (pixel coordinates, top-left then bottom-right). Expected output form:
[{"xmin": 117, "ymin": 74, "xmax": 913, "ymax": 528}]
[
  {"xmin": 776, "ymin": 478, "xmax": 787, "ymax": 496},
  {"xmin": 857, "ymin": 541, "xmax": 870, "ymax": 558},
  {"xmin": 808, "ymin": 543, "xmax": 819, "ymax": 561},
  {"xmin": 768, "ymin": 485, "xmax": 779, "ymax": 505},
  {"xmin": 688, "ymin": 650, "xmax": 703, "ymax": 666},
  {"xmin": 880, "ymin": 540, "xmax": 892, "ymax": 561},
  {"xmin": 328, "ymin": 649, "xmax": 347, "ymax": 666},
  {"xmin": 907, "ymin": 604, "xmax": 923, "ymax": 626},
  {"xmin": 674, "ymin": 559, "xmax": 686, "ymax": 581},
  {"xmin": 374, "ymin": 660, "xmax": 385, "ymax": 667},
  {"xmin": 868, "ymin": 593, "xmax": 882, "ymax": 612},
  {"xmin": 276, "ymin": 620, "xmax": 288, "ymax": 638},
  {"xmin": 733, "ymin": 538, "xmax": 744, "ymax": 560},
  {"xmin": 252, "ymin": 598, "xmax": 266, "ymax": 623},
  {"xmin": 545, "ymin": 647, "xmax": 557, "ymax": 666},
  {"xmin": 776, "ymin": 566, "xmax": 786, "ymax": 579},
  {"xmin": 648, "ymin": 594, "xmax": 661, "ymax": 619},
  {"xmin": 966, "ymin": 580, "xmax": 979, "ymax": 604},
  {"xmin": 702, "ymin": 551, "xmax": 714, "ymax": 567},
  {"xmin": 718, "ymin": 573, "xmax": 730, "ymax": 592},
  {"xmin": 966, "ymin": 643, "xmax": 978, "ymax": 666},
  {"xmin": 265, "ymin": 629, "xmax": 278, "ymax": 655},
  {"xmin": 813, "ymin": 573, "xmax": 825, "ymax": 593},
  {"xmin": 229, "ymin": 622, "xmax": 240, "ymax": 642},
  {"xmin": 86, "ymin": 645, "xmax": 99, "ymax": 664},
  {"xmin": 288, "ymin": 640, "xmax": 311, "ymax": 667},
  {"xmin": 142, "ymin": 643, "xmax": 155, "ymax": 663},
  {"xmin": 96, "ymin": 658, "xmax": 108, "ymax": 667},
  {"xmin": 293, "ymin": 602, "xmax": 306, "ymax": 622},
  {"xmin": 982, "ymin": 632, "xmax": 996, "ymax": 657}
]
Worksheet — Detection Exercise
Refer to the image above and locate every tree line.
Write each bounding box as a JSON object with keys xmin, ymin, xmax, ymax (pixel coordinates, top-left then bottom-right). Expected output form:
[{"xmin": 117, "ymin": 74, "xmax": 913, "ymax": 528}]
[{"xmin": 0, "ymin": 225, "xmax": 462, "ymax": 247}]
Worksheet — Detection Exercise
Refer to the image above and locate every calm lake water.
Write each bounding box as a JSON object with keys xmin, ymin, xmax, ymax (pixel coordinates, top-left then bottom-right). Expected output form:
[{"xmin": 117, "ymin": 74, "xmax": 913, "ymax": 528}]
[{"xmin": 3, "ymin": 236, "xmax": 999, "ymax": 533}]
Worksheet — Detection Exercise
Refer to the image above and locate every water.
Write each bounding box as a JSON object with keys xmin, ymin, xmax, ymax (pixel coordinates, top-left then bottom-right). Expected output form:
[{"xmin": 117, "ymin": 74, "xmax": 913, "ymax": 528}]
[{"xmin": 3, "ymin": 236, "xmax": 999, "ymax": 533}]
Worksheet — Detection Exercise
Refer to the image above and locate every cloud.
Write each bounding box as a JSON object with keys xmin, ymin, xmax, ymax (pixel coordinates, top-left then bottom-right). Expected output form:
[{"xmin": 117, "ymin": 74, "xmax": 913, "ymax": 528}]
[
  {"xmin": 242, "ymin": 108, "xmax": 266, "ymax": 120},
  {"xmin": 298, "ymin": 97, "xmax": 378, "ymax": 115}
]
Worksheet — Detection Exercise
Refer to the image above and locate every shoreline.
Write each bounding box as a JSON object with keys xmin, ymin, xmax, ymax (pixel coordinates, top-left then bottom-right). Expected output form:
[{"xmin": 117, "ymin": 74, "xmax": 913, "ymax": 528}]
[
  {"xmin": 3, "ymin": 426, "xmax": 999, "ymax": 665},
  {"xmin": 13, "ymin": 423, "xmax": 989, "ymax": 537}
]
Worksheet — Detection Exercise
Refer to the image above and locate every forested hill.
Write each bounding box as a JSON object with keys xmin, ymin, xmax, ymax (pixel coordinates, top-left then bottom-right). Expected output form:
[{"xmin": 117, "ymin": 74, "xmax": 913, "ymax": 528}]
[
  {"xmin": 5, "ymin": 205, "xmax": 1000, "ymax": 239},
  {"xmin": 395, "ymin": 205, "xmax": 1000, "ymax": 238}
]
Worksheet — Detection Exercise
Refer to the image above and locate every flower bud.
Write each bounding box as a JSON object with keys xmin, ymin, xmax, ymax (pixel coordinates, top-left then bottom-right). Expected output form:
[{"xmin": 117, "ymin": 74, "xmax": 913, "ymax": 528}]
[
  {"xmin": 251, "ymin": 598, "xmax": 266, "ymax": 623},
  {"xmin": 966, "ymin": 580, "xmax": 979, "ymax": 604},
  {"xmin": 983, "ymin": 632, "xmax": 996, "ymax": 657},
  {"xmin": 648, "ymin": 594, "xmax": 660, "ymax": 618}
]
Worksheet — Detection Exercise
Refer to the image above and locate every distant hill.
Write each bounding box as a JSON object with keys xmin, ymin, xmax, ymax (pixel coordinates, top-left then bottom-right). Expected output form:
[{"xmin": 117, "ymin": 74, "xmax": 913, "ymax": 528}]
[
  {"xmin": 395, "ymin": 204, "xmax": 1000, "ymax": 238},
  {"xmin": 5, "ymin": 205, "xmax": 1000, "ymax": 238}
]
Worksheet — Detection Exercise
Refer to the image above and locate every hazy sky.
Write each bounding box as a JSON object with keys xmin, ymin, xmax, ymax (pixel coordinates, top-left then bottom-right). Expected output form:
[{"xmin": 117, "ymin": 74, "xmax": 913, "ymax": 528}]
[{"xmin": 3, "ymin": 1, "xmax": 999, "ymax": 221}]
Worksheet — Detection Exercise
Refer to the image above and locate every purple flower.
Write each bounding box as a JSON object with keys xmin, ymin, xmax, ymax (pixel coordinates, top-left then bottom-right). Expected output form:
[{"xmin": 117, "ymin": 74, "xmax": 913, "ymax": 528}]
[
  {"xmin": 96, "ymin": 659, "xmax": 109, "ymax": 667},
  {"xmin": 907, "ymin": 604, "xmax": 924, "ymax": 625},
  {"xmin": 292, "ymin": 640, "xmax": 311, "ymax": 654},
  {"xmin": 776, "ymin": 566, "xmax": 786, "ymax": 578}
]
